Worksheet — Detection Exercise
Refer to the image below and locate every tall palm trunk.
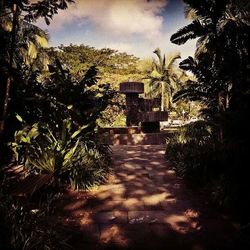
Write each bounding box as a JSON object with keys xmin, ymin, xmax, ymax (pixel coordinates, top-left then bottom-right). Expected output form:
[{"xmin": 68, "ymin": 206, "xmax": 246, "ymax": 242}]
[{"xmin": 161, "ymin": 81, "xmax": 165, "ymax": 111}]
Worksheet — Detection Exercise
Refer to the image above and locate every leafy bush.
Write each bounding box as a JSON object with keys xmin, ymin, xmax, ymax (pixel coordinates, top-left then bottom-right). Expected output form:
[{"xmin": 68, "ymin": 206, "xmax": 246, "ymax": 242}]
[
  {"xmin": 166, "ymin": 121, "xmax": 218, "ymax": 182},
  {"xmin": 0, "ymin": 194, "xmax": 72, "ymax": 250},
  {"xmin": 166, "ymin": 121, "xmax": 250, "ymax": 219},
  {"xmin": 11, "ymin": 119, "xmax": 111, "ymax": 190},
  {"xmin": 6, "ymin": 59, "xmax": 114, "ymax": 190},
  {"xmin": 8, "ymin": 60, "xmax": 115, "ymax": 132}
]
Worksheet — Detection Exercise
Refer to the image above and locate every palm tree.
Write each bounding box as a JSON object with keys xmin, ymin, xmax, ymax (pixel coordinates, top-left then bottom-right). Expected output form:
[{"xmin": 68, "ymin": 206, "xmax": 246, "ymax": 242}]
[
  {"xmin": 146, "ymin": 48, "xmax": 181, "ymax": 111},
  {"xmin": 170, "ymin": 0, "xmax": 250, "ymax": 141},
  {"xmin": 0, "ymin": 0, "xmax": 74, "ymax": 135},
  {"xmin": 0, "ymin": 15, "xmax": 49, "ymax": 134},
  {"xmin": 171, "ymin": 0, "xmax": 249, "ymax": 112}
]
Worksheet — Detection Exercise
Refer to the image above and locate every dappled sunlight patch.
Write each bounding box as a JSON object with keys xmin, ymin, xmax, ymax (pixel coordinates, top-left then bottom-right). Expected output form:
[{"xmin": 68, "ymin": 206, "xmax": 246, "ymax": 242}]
[
  {"xmin": 45, "ymin": 144, "xmax": 240, "ymax": 249},
  {"xmin": 153, "ymin": 170, "xmax": 168, "ymax": 177},
  {"xmin": 184, "ymin": 209, "xmax": 200, "ymax": 219},
  {"xmin": 122, "ymin": 163, "xmax": 136, "ymax": 170},
  {"xmin": 122, "ymin": 174, "xmax": 137, "ymax": 182},
  {"xmin": 142, "ymin": 192, "xmax": 169, "ymax": 206},
  {"xmin": 150, "ymin": 161, "xmax": 164, "ymax": 165},
  {"xmin": 163, "ymin": 214, "xmax": 196, "ymax": 234},
  {"xmin": 122, "ymin": 198, "xmax": 145, "ymax": 210},
  {"xmin": 127, "ymin": 151, "xmax": 140, "ymax": 155},
  {"xmin": 167, "ymin": 170, "xmax": 176, "ymax": 174},
  {"xmin": 95, "ymin": 188, "xmax": 126, "ymax": 201},
  {"xmin": 96, "ymin": 183, "xmax": 124, "ymax": 192},
  {"xmin": 106, "ymin": 174, "xmax": 121, "ymax": 184},
  {"xmin": 145, "ymin": 166, "xmax": 153, "ymax": 171},
  {"xmin": 67, "ymin": 211, "xmax": 94, "ymax": 225},
  {"xmin": 95, "ymin": 191, "xmax": 111, "ymax": 200},
  {"xmin": 160, "ymin": 198, "xmax": 177, "ymax": 210},
  {"xmin": 116, "ymin": 172, "xmax": 128, "ymax": 178},
  {"xmin": 100, "ymin": 224, "xmax": 129, "ymax": 246},
  {"xmin": 131, "ymin": 189, "xmax": 148, "ymax": 196}
]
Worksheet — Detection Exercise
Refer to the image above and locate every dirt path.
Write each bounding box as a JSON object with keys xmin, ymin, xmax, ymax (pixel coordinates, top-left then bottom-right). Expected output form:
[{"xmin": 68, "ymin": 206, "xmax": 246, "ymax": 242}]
[{"xmin": 58, "ymin": 145, "xmax": 240, "ymax": 250}]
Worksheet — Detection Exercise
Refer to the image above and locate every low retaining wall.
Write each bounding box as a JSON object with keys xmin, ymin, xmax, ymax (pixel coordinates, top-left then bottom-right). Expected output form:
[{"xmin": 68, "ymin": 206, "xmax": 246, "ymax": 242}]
[
  {"xmin": 108, "ymin": 132, "xmax": 171, "ymax": 145},
  {"xmin": 99, "ymin": 127, "xmax": 177, "ymax": 145},
  {"xmin": 99, "ymin": 127, "xmax": 141, "ymax": 134}
]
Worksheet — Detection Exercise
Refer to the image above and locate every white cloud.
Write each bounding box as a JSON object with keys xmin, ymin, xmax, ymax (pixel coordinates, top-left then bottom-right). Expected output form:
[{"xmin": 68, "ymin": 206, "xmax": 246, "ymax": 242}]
[
  {"xmin": 37, "ymin": 0, "xmax": 167, "ymax": 43},
  {"xmin": 34, "ymin": 0, "xmax": 197, "ymax": 59},
  {"xmin": 105, "ymin": 42, "xmax": 133, "ymax": 53}
]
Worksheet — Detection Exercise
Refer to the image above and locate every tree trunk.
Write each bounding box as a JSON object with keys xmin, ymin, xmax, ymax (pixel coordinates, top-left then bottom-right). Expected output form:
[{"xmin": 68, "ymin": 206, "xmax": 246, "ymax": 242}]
[
  {"xmin": 0, "ymin": 77, "xmax": 11, "ymax": 134},
  {"xmin": 161, "ymin": 81, "xmax": 164, "ymax": 111},
  {"xmin": 217, "ymin": 93, "xmax": 224, "ymax": 143},
  {"xmin": 0, "ymin": 4, "xmax": 19, "ymax": 136}
]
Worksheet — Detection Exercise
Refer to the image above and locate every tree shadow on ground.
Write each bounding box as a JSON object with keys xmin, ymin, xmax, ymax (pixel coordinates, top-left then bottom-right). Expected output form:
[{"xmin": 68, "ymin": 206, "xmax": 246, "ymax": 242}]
[{"xmin": 52, "ymin": 146, "xmax": 245, "ymax": 250}]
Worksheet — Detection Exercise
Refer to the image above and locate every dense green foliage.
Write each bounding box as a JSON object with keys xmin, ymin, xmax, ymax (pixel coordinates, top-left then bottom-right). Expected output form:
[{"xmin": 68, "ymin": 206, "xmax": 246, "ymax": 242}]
[
  {"xmin": 166, "ymin": 121, "xmax": 249, "ymax": 216},
  {"xmin": 43, "ymin": 45, "xmax": 196, "ymax": 125},
  {"xmin": 0, "ymin": 195, "xmax": 71, "ymax": 250},
  {"xmin": 47, "ymin": 45, "xmax": 141, "ymax": 84},
  {"xmin": 144, "ymin": 48, "xmax": 198, "ymax": 119},
  {"xmin": 12, "ymin": 118, "xmax": 112, "ymax": 190},
  {"xmin": 0, "ymin": 0, "xmax": 74, "ymax": 130},
  {"xmin": 45, "ymin": 44, "xmax": 149, "ymax": 116},
  {"xmin": 45, "ymin": 44, "xmax": 148, "ymax": 126},
  {"xmin": 166, "ymin": 121, "xmax": 219, "ymax": 183},
  {"xmin": 6, "ymin": 58, "xmax": 114, "ymax": 189},
  {"xmin": 1, "ymin": 0, "xmax": 249, "ymax": 248},
  {"xmin": 167, "ymin": 0, "xmax": 250, "ymax": 221},
  {"xmin": 0, "ymin": 0, "xmax": 74, "ymax": 160},
  {"xmin": 0, "ymin": 2, "xmax": 115, "ymax": 248}
]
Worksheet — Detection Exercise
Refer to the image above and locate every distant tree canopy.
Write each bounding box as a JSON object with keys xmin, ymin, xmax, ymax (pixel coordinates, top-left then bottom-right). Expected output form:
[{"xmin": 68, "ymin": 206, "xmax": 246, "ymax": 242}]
[
  {"xmin": 44, "ymin": 44, "xmax": 151, "ymax": 127},
  {"xmin": 47, "ymin": 44, "xmax": 144, "ymax": 89}
]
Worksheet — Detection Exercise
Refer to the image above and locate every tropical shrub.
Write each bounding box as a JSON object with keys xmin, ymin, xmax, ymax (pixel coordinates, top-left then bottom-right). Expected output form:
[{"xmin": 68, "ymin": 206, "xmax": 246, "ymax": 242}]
[
  {"xmin": 168, "ymin": 0, "xmax": 250, "ymax": 222},
  {"xmin": 166, "ymin": 121, "xmax": 218, "ymax": 183},
  {"xmin": 11, "ymin": 117, "xmax": 111, "ymax": 190},
  {"xmin": 5, "ymin": 57, "xmax": 114, "ymax": 191},
  {"xmin": 7, "ymin": 59, "xmax": 115, "ymax": 132},
  {"xmin": 0, "ymin": 0, "xmax": 75, "ymax": 137},
  {"xmin": 166, "ymin": 121, "xmax": 250, "ymax": 219},
  {"xmin": 0, "ymin": 194, "xmax": 72, "ymax": 250}
]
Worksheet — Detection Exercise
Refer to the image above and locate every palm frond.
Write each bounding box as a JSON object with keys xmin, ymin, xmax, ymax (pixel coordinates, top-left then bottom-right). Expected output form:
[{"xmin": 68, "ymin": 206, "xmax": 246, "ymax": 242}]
[
  {"xmin": 35, "ymin": 34, "xmax": 48, "ymax": 48},
  {"xmin": 153, "ymin": 48, "xmax": 163, "ymax": 66},
  {"xmin": 195, "ymin": 35, "xmax": 210, "ymax": 58},
  {"xmin": 179, "ymin": 56, "xmax": 197, "ymax": 73},
  {"xmin": 27, "ymin": 41, "xmax": 38, "ymax": 60},
  {"xmin": 170, "ymin": 20, "xmax": 204, "ymax": 45},
  {"xmin": 184, "ymin": 5, "xmax": 198, "ymax": 20},
  {"xmin": 166, "ymin": 51, "xmax": 181, "ymax": 69},
  {"xmin": 184, "ymin": 0, "xmax": 225, "ymax": 19}
]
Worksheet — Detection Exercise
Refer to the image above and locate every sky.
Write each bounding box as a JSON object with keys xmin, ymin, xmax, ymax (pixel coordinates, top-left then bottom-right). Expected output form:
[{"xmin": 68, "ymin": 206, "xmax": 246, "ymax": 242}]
[{"xmin": 36, "ymin": 0, "xmax": 197, "ymax": 60}]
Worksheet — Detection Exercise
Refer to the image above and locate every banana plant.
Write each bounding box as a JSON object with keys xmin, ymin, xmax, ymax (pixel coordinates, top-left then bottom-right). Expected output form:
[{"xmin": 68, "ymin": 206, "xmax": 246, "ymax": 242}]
[{"xmin": 11, "ymin": 116, "xmax": 89, "ymax": 187}]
